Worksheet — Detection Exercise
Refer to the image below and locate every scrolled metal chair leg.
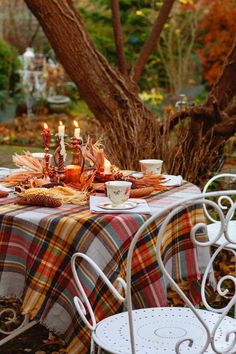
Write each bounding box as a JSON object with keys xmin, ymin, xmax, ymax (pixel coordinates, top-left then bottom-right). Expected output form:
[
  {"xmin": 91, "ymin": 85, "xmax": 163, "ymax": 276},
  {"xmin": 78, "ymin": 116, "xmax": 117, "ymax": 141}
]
[{"xmin": 0, "ymin": 308, "xmax": 37, "ymax": 346}]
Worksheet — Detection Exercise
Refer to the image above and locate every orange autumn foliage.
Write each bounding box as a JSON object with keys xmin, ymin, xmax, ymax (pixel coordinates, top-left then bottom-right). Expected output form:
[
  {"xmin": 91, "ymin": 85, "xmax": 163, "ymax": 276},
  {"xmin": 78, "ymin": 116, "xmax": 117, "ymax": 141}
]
[{"xmin": 197, "ymin": 0, "xmax": 236, "ymax": 86}]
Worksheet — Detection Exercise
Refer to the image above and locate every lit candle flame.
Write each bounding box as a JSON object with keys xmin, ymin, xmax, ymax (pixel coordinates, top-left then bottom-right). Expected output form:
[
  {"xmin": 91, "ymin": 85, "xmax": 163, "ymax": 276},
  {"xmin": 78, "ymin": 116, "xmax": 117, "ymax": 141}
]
[
  {"xmin": 59, "ymin": 121, "xmax": 63, "ymax": 126},
  {"xmin": 104, "ymin": 159, "xmax": 111, "ymax": 174},
  {"xmin": 43, "ymin": 123, "xmax": 48, "ymax": 129},
  {"xmin": 74, "ymin": 120, "xmax": 79, "ymax": 128}
]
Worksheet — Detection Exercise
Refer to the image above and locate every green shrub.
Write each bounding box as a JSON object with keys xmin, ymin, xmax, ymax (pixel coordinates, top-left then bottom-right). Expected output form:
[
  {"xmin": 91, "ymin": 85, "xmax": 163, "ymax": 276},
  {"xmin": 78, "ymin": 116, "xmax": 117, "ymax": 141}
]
[{"xmin": 0, "ymin": 39, "xmax": 20, "ymax": 94}]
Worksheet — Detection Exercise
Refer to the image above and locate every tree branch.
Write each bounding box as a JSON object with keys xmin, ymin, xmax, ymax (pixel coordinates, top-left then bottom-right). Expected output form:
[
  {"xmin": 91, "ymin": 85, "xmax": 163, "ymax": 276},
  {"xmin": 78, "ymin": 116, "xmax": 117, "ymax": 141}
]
[
  {"xmin": 163, "ymin": 104, "xmax": 236, "ymax": 141},
  {"xmin": 205, "ymin": 38, "xmax": 236, "ymax": 110},
  {"xmin": 29, "ymin": 22, "xmax": 41, "ymax": 47},
  {"xmin": 166, "ymin": 41, "xmax": 236, "ymax": 134},
  {"xmin": 130, "ymin": 0, "xmax": 175, "ymax": 83},
  {"xmin": 111, "ymin": 0, "xmax": 127, "ymax": 75},
  {"xmin": 213, "ymin": 116, "xmax": 236, "ymax": 138},
  {"xmin": 160, "ymin": 106, "xmax": 212, "ymax": 133},
  {"xmin": 226, "ymin": 103, "xmax": 236, "ymax": 116}
]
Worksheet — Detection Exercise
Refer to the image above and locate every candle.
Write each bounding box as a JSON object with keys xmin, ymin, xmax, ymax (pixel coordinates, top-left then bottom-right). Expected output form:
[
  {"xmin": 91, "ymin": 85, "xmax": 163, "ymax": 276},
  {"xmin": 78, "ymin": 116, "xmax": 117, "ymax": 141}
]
[
  {"xmin": 65, "ymin": 165, "xmax": 82, "ymax": 183},
  {"xmin": 58, "ymin": 121, "xmax": 65, "ymax": 136},
  {"xmin": 74, "ymin": 128, "xmax": 80, "ymax": 139},
  {"xmin": 104, "ymin": 159, "xmax": 111, "ymax": 174},
  {"xmin": 74, "ymin": 120, "xmax": 80, "ymax": 139},
  {"xmin": 41, "ymin": 123, "xmax": 51, "ymax": 147}
]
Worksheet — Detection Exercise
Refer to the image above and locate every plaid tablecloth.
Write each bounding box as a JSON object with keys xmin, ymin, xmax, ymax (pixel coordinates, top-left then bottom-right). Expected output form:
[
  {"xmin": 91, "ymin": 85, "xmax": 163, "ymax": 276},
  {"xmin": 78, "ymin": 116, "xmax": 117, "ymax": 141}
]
[{"xmin": 0, "ymin": 182, "xmax": 209, "ymax": 353}]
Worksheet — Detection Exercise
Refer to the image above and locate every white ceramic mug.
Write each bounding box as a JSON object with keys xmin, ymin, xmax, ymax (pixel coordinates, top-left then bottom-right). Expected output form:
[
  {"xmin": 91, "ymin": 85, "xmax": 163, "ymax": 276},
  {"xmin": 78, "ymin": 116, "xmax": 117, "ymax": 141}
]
[
  {"xmin": 139, "ymin": 159, "xmax": 163, "ymax": 175},
  {"xmin": 105, "ymin": 181, "xmax": 132, "ymax": 207}
]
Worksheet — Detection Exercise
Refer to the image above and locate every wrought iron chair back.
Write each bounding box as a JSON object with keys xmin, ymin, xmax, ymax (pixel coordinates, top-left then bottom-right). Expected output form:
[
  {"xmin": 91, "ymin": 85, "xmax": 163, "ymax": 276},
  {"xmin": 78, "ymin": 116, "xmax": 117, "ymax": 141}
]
[
  {"xmin": 126, "ymin": 190, "xmax": 236, "ymax": 353},
  {"xmin": 203, "ymin": 173, "xmax": 236, "ymax": 223}
]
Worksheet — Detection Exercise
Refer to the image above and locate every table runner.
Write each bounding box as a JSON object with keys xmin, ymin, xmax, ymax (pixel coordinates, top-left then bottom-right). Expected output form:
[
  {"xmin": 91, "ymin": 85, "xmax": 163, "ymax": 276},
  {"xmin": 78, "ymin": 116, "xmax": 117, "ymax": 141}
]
[{"xmin": 0, "ymin": 182, "xmax": 209, "ymax": 353}]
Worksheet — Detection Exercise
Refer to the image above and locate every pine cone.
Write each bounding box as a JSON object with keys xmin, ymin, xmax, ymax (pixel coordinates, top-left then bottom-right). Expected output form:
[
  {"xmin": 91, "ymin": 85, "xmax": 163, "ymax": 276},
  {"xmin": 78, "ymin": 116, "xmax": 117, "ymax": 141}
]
[{"xmin": 16, "ymin": 194, "xmax": 62, "ymax": 208}]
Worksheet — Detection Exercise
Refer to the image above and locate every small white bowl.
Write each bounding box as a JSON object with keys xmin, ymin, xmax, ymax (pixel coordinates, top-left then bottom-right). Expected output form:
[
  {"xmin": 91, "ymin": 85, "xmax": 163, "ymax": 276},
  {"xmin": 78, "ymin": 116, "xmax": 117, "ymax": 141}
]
[
  {"xmin": 32, "ymin": 152, "xmax": 46, "ymax": 159},
  {"xmin": 32, "ymin": 152, "xmax": 52, "ymax": 165},
  {"xmin": 139, "ymin": 159, "xmax": 163, "ymax": 175}
]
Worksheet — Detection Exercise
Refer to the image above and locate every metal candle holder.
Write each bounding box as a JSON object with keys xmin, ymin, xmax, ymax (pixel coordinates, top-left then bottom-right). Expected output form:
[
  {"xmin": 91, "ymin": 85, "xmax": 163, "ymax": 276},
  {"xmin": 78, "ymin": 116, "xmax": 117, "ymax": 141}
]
[
  {"xmin": 41, "ymin": 127, "xmax": 51, "ymax": 180},
  {"xmin": 70, "ymin": 136, "xmax": 83, "ymax": 166},
  {"xmin": 54, "ymin": 134, "xmax": 66, "ymax": 182}
]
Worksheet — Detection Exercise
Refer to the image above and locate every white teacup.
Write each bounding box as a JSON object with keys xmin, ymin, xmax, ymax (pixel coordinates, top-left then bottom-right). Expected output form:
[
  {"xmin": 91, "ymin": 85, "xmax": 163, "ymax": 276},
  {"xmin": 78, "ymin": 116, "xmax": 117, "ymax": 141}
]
[
  {"xmin": 140, "ymin": 159, "xmax": 163, "ymax": 175},
  {"xmin": 105, "ymin": 181, "xmax": 132, "ymax": 207}
]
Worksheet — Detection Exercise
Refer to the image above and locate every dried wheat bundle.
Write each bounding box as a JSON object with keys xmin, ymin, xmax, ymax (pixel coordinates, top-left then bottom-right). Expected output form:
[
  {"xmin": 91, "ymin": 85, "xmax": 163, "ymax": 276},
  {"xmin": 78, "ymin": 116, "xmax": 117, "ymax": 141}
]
[
  {"xmin": 19, "ymin": 186, "xmax": 88, "ymax": 205},
  {"xmin": 3, "ymin": 171, "xmax": 43, "ymax": 186},
  {"xmin": 13, "ymin": 151, "xmax": 44, "ymax": 174},
  {"xmin": 2, "ymin": 152, "xmax": 45, "ymax": 186}
]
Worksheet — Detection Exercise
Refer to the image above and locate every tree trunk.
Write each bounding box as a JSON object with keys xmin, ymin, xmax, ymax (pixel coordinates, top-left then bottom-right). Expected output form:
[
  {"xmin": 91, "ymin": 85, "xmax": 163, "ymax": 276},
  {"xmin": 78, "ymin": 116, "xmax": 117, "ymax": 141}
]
[{"xmin": 24, "ymin": 0, "xmax": 161, "ymax": 169}]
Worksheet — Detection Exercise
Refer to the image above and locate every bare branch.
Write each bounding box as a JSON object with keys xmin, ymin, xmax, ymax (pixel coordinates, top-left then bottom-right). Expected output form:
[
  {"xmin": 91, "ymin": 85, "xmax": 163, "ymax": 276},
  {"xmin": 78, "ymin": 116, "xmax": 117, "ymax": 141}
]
[
  {"xmin": 130, "ymin": 0, "xmax": 175, "ymax": 83},
  {"xmin": 29, "ymin": 22, "xmax": 40, "ymax": 47},
  {"xmin": 111, "ymin": 0, "xmax": 127, "ymax": 75}
]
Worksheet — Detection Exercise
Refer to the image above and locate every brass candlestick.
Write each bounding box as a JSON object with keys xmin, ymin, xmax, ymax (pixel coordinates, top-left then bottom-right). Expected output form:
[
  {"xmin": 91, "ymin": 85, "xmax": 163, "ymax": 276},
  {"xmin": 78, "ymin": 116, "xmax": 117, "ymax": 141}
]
[
  {"xmin": 44, "ymin": 146, "xmax": 50, "ymax": 179},
  {"xmin": 54, "ymin": 134, "xmax": 66, "ymax": 182},
  {"xmin": 57, "ymin": 153, "xmax": 65, "ymax": 182}
]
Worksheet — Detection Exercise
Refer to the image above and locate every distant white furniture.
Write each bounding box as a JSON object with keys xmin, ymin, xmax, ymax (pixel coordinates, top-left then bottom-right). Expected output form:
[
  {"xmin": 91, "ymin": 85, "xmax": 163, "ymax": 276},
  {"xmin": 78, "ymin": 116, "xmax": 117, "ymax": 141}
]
[
  {"xmin": 203, "ymin": 173, "xmax": 236, "ymax": 251},
  {"xmin": 72, "ymin": 190, "xmax": 236, "ymax": 354}
]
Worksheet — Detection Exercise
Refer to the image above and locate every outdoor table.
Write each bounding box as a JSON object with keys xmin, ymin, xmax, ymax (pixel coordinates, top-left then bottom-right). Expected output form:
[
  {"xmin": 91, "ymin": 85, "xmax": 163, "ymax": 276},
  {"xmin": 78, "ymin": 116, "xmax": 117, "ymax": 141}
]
[{"xmin": 0, "ymin": 181, "xmax": 210, "ymax": 354}]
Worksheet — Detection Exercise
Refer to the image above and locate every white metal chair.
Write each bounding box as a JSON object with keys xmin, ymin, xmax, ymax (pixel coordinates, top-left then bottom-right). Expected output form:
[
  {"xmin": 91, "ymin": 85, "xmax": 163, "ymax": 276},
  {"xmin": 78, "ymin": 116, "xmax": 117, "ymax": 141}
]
[
  {"xmin": 203, "ymin": 173, "xmax": 236, "ymax": 251},
  {"xmin": 72, "ymin": 190, "xmax": 236, "ymax": 354}
]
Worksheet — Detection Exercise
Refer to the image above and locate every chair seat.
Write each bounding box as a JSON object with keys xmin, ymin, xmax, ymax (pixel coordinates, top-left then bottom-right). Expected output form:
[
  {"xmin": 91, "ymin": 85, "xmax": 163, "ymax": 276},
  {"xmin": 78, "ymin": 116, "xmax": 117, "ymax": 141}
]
[
  {"xmin": 94, "ymin": 307, "xmax": 236, "ymax": 354},
  {"xmin": 207, "ymin": 221, "xmax": 236, "ymax": 250}
]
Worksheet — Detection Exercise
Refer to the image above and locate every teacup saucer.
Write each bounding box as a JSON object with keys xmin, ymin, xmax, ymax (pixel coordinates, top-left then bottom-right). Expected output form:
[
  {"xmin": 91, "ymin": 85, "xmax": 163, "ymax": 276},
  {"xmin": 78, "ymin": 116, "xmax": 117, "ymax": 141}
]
[
  {"xmin": 131, "ymin": 172, "xmax": 143, "ymax": 179},
  {"xmin": 97, "ymin": 201, "xmax": 137, "ymax": 210}
]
